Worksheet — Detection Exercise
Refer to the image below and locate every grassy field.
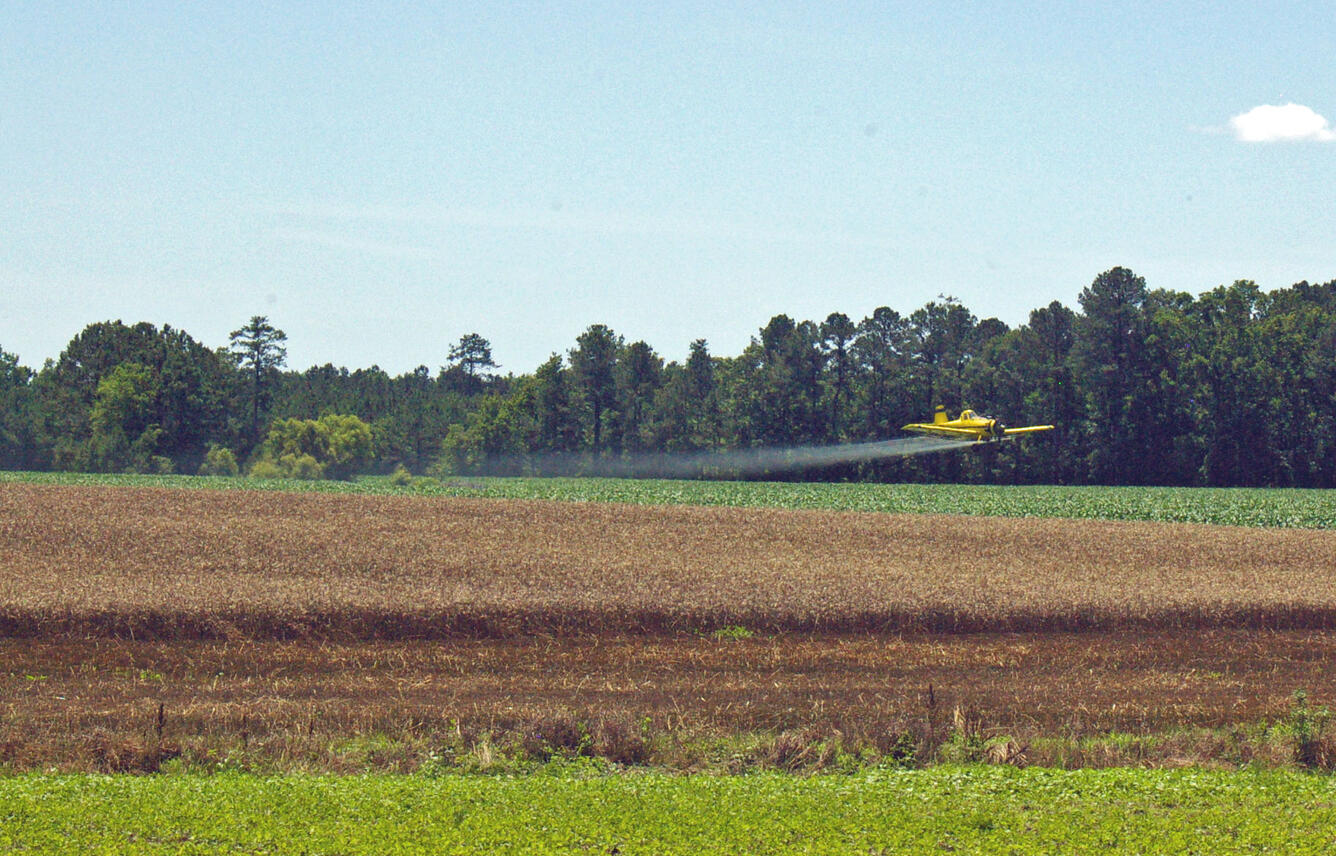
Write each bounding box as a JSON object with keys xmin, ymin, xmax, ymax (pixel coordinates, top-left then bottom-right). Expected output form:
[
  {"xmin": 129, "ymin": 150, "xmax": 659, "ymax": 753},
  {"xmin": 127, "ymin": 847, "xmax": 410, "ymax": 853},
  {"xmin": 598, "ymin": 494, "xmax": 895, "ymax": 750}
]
[
  {"xmin": 5, "ymin": 767, "xmax": 1336, "ymax": 854},
  {"xmin": 4, "ymin": 469, "xmax": 1336, "ymax": 528}
]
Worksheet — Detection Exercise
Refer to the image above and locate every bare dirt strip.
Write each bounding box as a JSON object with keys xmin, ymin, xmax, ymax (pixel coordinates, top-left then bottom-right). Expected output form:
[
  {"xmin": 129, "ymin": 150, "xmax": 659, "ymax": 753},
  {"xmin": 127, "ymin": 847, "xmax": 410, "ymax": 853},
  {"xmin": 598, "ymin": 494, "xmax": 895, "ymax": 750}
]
[{"xmin": 3, "ymin": 484, "xmax": 1336, "ymax": 637}]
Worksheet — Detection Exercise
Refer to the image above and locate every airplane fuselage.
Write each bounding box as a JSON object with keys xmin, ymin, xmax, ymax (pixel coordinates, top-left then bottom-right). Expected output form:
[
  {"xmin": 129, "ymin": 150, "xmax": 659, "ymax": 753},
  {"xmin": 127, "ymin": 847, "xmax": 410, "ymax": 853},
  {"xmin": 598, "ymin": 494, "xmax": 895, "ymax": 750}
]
[{"xmin": 902, "ymin": 406, "xmax": 1054, "ymax": 443}]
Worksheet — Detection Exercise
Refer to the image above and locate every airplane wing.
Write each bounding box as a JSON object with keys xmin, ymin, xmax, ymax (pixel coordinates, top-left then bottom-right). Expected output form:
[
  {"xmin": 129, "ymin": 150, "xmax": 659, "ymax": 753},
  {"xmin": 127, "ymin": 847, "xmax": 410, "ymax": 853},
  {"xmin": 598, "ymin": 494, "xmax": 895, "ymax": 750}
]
[
  {"xmin": 1003, "ymin": 425, "xmax": 1055, "ymax": 436},
  {"xmin": 902, "ymin": 424, "xmax": 983, "ymax": 440}
]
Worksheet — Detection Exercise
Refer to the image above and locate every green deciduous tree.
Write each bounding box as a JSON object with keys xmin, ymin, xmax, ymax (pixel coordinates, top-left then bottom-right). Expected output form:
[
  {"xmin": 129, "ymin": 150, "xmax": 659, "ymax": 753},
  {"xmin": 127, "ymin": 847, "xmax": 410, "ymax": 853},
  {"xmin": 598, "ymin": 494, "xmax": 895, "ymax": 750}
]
[
  {"xmin": 254, "ymin": 413, "xmax": 373, "ymax": 480},
  {"xmin": 198, "ymin": 444, "xmax": 240, "ymax": 477},
  {"xmin": 36, "ymin": 321, "xmax": 233, "ymax": 472},
  {"xmin": 433, "ymin": 390, "xmax": 534, "ymax": 476},
  {"xmin": 87, "ymin": 362, "xmax": 163, "ymax": 472}
]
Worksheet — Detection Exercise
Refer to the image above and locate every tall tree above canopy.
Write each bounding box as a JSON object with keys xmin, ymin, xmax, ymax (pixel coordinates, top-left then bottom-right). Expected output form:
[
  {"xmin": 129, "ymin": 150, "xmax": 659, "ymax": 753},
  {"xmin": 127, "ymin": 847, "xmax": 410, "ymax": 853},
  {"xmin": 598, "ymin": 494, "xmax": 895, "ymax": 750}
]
[
  {"xmin": 742, "ymin": 315, "xmax": 825, "ymax": 446},
  {"xmin": 449, "ymin": 333, "xmax": 496, "ymax": 375},
  {"xmin": 570, "ymin": 324, "xmax": 622, "ymax": 451},
  {"xmin": 1023, "ymin": 301, "xmax": 1082, "ymax": 482},
  {"xmin": 444, "ymin": 333, "xmax": 498, "ymax": 394},
  {"xmin": 229, "ymin": 316, "xmax": 288, "ymax": 450},
  {"xmin": 613, "ymin": 340, "xmax": 663, "ymax": 452},
  {"xmin": 851, "ymin": 307, "xmax": 911, "ymax": 440},
  {"xmin": 1074, "ymin": 267, "xmax": 1149, "ymax": 484},
  {"xmin": 907, "ymin": 296, "xmax": 977, "ymax": 413},
  {"xmin": 649, "ymin": 339, "xmax": 718, "ymax": 453},
  {"xmin": 820, "ymin": 312, "xmax": 856, "ymax": 440},
  {"xmin": 682, "ymin": 338, "xmax": 719, "ymax": 444}
]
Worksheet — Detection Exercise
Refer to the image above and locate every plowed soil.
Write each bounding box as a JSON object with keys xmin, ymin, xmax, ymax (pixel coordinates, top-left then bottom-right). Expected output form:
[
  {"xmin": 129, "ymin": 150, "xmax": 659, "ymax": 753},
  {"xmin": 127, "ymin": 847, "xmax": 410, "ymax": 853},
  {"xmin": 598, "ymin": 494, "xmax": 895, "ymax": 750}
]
[{"xmin": 4, "ymin": 483, "xmax": 1334, "ymax": 771}]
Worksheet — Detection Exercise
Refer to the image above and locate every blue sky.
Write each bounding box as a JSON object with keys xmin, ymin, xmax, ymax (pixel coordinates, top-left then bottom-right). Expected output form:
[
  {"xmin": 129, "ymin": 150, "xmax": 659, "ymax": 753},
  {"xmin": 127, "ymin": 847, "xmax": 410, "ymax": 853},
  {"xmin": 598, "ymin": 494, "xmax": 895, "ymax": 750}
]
[{"xmin": 3, "ymin": 2, "xmax": 1334, "ymax": 374}]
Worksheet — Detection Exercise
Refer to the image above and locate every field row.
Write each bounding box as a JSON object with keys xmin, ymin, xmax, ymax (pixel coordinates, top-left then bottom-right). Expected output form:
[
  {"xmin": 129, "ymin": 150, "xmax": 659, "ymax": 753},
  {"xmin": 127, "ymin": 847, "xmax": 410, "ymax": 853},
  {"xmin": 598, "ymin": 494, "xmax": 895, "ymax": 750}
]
[
  {"xmin": 5, "ymin": 630, "xmax": 1335, "ymax": 773},
  {"xmin": 5, "ymin": 484, "xmax": 1336, "ymax": 638},
  {"xmin": 5, "ymin": 470, "xmax": 1336, "ymax": 528}
]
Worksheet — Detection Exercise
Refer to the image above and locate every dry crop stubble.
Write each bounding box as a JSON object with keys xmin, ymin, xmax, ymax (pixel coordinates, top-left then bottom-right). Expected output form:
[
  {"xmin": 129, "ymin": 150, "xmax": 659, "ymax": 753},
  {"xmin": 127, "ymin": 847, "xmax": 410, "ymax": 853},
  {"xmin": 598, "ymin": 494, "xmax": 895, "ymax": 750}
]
[
  {"xmin": 5, "ymin": 482, "xmax": 1336, "ymax": 771},
  {"xmin": 4, "ymin": 484, "xmax": 1336, "ymax": 637},
  {"xmin": 3, "ymin": 631, "xmax": 1335, "ymax": 771}
]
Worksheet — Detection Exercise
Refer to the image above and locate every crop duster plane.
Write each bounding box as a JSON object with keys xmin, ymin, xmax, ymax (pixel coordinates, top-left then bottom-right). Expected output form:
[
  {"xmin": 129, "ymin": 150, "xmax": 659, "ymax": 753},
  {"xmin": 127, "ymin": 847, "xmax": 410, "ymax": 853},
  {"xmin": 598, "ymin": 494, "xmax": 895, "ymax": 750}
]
[{"xmin": 902, "ymin": 406, "xmax": 1054, "ymax": 443}]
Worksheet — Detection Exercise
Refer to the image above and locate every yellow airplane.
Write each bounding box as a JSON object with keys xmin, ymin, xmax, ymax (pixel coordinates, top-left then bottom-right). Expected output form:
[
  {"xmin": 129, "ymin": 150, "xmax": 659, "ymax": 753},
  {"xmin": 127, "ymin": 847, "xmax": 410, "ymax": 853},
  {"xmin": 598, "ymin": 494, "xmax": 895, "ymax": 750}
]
[{"xmin": 902, "ymin": 405, "xmax": 1054, "ymax": 443}]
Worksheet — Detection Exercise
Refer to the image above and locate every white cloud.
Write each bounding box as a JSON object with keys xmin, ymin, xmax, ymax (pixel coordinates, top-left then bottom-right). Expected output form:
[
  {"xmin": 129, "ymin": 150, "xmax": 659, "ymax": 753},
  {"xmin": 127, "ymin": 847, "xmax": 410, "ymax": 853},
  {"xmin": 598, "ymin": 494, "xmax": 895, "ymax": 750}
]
[{"xmin": 1228, "ymin": 103, "xmax": 1335, "ymax": 142}]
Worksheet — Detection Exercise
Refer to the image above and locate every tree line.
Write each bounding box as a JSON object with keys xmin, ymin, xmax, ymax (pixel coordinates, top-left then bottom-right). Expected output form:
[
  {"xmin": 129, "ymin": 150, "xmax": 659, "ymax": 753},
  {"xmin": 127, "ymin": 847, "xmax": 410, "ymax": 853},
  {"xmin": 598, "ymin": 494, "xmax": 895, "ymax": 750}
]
[{"xmin": 2, "ymin": 266, "xmax": 1335, "ymax": 486}]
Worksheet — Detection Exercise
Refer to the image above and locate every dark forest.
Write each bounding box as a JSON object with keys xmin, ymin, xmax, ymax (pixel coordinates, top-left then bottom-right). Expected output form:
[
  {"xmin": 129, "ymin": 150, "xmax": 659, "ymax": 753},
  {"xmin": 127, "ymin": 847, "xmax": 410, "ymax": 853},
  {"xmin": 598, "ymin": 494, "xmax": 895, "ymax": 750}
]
[{"xmin": 4, "ymin": 267, "xmax": 1335, "ymax": 486}]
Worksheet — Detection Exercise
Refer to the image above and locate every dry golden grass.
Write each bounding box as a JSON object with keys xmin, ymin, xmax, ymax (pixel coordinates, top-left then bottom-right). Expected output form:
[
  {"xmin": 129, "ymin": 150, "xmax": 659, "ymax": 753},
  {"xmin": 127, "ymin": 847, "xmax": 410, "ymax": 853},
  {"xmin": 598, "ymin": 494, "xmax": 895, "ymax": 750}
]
[{"xmin": 3, "ymin": 483, "xmax": 1336, "ymax": 637}]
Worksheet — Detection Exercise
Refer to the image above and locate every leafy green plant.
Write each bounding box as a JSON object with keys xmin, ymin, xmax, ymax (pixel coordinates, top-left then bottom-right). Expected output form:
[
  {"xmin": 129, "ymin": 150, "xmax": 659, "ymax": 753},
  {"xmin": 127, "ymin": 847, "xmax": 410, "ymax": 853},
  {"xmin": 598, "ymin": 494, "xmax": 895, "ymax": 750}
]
[
  {"xmin": 198, "ymin": 445, "xmax": 240, "ymax": 477},
  {"xmin": 1284, "ymin": 689, "xmax": 1332, "ymax": 769},
  {"xmin": 252, "ymin": 414, "xmax": 374, "ymax": 480},
  {"xmin": 247, "ymin": 458, "xmax": 283, "ymax": 479},
  {"xmin": 6, "ymin": 768, "xmax": 1336, "ymax": 854},
  {"xmin": 937, "ymin": 706, "xmax": 988, "ymax": 763}
]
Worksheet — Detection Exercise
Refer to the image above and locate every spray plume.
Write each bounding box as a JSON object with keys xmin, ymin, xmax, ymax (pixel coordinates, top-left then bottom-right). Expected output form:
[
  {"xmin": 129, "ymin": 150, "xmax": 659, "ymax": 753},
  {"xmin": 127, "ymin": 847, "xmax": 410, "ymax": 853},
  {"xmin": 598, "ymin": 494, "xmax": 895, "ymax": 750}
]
[{"xmin": 473, "ymin": 435, "xmax": 981, "ymax": 479}]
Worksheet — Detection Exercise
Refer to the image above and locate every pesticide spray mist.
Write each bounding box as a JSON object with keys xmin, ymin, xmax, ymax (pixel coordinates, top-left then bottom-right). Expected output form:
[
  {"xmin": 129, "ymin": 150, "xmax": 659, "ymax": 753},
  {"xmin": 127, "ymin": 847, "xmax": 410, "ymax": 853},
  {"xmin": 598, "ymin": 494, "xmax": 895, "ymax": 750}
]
[{"xmin": 474, "ymin": 435, "xmax": 978, "ymax": 479}]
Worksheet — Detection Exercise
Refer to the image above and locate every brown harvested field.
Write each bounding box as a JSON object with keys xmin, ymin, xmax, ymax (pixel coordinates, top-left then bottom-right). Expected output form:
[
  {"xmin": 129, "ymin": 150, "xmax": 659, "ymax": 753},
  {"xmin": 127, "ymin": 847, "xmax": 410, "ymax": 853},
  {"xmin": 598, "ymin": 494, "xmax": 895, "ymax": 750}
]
[
  {"xmin": 4, "ymin": 483, "xmax": 1336, "ymax": 771},
  {"xmin": 4, "ymin": 630, "xmax": 1335, "ymax": 771},
  {"xmin": 4, "ymin": 483, "xmax": 1336, "ymax": 637}
]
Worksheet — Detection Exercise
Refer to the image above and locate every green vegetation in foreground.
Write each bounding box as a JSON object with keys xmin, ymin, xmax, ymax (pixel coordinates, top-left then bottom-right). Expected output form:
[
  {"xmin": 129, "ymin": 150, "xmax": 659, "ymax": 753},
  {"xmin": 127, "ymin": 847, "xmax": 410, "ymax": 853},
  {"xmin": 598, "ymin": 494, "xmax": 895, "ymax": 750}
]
[
  {"xmin": 4, "ymin": 469, "xmax": 1336, "ymax": 528},
  {"xmin": 2, "ymin": 767, "xmax": 1335, "ymax": 855}
]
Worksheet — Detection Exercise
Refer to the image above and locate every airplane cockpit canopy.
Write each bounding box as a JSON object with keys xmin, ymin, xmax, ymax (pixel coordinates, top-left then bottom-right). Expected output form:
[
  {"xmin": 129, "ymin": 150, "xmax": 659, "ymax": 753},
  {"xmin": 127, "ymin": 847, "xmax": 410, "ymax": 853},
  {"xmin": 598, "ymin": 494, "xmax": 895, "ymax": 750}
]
[{"xmin": 960, "ymin": 410, "xmax": 978, "ymax": 420}]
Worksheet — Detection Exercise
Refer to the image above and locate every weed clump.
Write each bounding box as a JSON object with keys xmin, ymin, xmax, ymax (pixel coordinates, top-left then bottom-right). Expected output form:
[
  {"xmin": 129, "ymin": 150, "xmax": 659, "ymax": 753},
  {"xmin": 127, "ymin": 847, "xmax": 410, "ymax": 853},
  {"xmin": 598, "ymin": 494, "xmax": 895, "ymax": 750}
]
[{"xmin": 1284, "ymin": 690, "xmax": 1334, "ymax": 769}]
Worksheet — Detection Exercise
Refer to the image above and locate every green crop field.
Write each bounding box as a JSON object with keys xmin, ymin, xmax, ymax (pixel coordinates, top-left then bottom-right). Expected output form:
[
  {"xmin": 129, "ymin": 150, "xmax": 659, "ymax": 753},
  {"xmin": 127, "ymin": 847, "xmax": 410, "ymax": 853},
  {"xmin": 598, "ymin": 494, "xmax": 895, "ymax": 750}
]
[
  {"xmin": 3, "ymin": 469, "xmax": 1335, "ymax": 528},
  {"xmin": 3, "ymin": 767, "xmax": 1335, "ymax": 855}
]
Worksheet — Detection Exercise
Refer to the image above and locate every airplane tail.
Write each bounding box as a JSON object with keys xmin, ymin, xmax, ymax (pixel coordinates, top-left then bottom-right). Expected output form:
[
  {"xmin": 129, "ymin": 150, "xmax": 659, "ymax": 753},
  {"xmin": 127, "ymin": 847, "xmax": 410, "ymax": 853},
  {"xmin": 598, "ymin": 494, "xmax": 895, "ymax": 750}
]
[{"xmin": 933, "ymin": 405, "xmax": 948, "ymax": 425}]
